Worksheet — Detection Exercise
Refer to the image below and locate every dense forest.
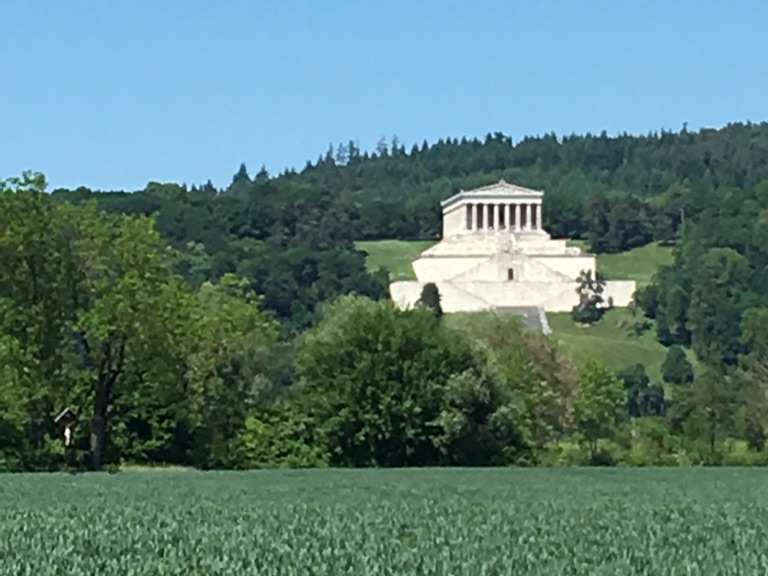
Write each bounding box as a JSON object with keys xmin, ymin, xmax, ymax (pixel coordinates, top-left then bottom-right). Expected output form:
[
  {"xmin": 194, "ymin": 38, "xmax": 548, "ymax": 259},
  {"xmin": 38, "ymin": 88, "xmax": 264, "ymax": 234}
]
[
  {"xmin": 3, "ymin": 122, "xmax": 768, "ymax": 470},
  {"xmin": 50, "ymin": 122, "xmax": 768, "ymax": 328}
]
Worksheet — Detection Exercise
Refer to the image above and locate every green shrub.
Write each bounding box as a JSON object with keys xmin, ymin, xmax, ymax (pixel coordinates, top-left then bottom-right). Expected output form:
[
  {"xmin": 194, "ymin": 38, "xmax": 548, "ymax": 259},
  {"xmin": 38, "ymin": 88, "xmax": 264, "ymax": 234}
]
[
  {"xmin": 626, "ymin": 418, "xmax": 678, "ymax": 466},
  {"xmin": 538, "ymin": 441, "xmax": 590, "ymax": 466},
  {"xmin": 721, "ymin": 440, "xmax": 768, "ymax": 466}
]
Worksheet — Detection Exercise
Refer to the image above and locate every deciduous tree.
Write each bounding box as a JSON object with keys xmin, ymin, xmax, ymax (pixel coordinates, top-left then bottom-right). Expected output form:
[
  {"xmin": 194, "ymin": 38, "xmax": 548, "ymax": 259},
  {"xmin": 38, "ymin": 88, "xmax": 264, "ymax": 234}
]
[{"xmin": 574, "ymin": 361, "xmax": 626, "ymax": 461}]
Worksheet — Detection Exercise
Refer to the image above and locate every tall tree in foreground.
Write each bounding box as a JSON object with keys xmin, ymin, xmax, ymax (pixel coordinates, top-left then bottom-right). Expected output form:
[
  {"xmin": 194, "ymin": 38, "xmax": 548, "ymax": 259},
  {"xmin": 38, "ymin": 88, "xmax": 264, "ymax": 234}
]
[
  {"xmin": 574, "ymin": 361, "xmax": 625, "ymax": 462},
  {"xmin": 64, "ymin": 208, "xmax": 191, "ymax": 469},
  {"xmin": 681, "ymin": 367, "xmax": 738, "ymax": 463},
  {"xmin": 455, "ymin": 313, "xmax": 579, "ymax": 453},
  {"xmin": 0, "ymin": 331, "xmax": 28, "ymax": 469},
  {"xmin": 296, "ymin": 297, "xmax": 470, "ymax": 466},
  {"xmin": 738, "ymin": 308, "xmax": 768, "ymax": 451},
  {"xmin": 0, "ymin": 173, "xmax": 71, "ymax": 467},
  {"xmin": 1, "ymin": 176, "xmax": 192, "ymax": 469},
  {"xmin": 66, "ymin": 218, "xmax": 280, "ymax": 469},
  {"xmin": 296, "ymin": 296, "xmax": 532, "ymax": 466},
  {"xmin": 184, "ymin": 274, "xmax": 279, "ymax": 468}
]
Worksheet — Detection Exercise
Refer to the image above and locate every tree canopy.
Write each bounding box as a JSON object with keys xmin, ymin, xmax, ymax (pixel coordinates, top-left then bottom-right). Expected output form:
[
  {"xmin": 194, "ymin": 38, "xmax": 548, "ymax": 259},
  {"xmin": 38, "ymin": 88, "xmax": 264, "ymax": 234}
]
[{"xmin": 7, "ymin": 121, "xmax": 768, "ymax": 469}]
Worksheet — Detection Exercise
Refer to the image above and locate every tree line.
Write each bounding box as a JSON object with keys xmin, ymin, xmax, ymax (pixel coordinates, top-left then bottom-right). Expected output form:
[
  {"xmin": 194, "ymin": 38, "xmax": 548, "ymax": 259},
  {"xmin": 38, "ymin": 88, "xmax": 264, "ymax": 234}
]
[
  {"xmin": 0, "ymin": 176, "xmax": 623, "ymax": 469},
  {"xmin": 4, "ymin": 122, "xmax": 768, "ymax": 469},
  {"xmin": 50, "ymin": 122, "xmax": 768, "ymax": 329}
]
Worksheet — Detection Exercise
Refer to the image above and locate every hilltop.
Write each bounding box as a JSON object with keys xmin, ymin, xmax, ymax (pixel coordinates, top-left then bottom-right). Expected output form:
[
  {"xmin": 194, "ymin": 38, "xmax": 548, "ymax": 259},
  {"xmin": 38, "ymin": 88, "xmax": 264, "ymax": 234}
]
[
  {"xmin": 51, "ymin": 122, "xmax": 768, "ymax": 328},
  {"xmin": 358, "ymin": 239, "xmax": 674, "ymax": 379}
]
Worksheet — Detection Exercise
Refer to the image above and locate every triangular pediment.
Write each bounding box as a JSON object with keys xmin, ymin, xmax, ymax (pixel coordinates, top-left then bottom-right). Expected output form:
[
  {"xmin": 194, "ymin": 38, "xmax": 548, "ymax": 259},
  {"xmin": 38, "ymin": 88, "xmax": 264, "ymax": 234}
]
[
  {"xmin": 466, "ymin": 179, "xmax": 543, "ymax": 195},
  {"xmin": 441, "ymin": 179, "xmax": 544, "ymax": 208}
]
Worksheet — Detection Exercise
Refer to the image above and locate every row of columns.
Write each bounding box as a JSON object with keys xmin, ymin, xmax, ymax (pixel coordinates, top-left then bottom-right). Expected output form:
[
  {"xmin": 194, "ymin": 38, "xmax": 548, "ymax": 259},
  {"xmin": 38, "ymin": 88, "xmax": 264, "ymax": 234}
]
[{"xmin": 465, "ymin": 202, "xmax": 541, "ymax": 232}]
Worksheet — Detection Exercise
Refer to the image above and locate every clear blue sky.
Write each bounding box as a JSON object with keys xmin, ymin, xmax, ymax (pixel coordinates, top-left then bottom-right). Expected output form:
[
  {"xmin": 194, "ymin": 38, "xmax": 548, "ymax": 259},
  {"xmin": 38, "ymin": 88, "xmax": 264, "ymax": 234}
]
[{"xmin": 1, "ymin": 0, "xmax": 766, "ymax": 190}]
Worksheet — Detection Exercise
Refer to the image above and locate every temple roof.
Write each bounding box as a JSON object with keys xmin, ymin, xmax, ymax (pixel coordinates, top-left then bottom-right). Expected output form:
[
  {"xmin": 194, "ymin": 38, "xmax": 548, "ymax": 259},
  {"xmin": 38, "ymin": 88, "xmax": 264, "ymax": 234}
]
[{"xmin": 441, "ymin": 179, "xmax": 544, "ymax": 208}]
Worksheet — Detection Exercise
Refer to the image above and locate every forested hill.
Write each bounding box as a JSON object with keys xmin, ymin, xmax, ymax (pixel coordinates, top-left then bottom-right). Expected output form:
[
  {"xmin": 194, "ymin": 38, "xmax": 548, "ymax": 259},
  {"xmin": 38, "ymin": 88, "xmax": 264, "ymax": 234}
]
[
  {"xmin": 48, "ymin": 122, "xmax": 768, "ymax": 328},
  {"xmin": 55, "ymin": 122, "xmax": 768, "ymax": 240},
  {"xmin": 287, "ymin": 122, "xmax": 768, "ymax": 240},
  {"xmin": 6, "ymin": 122, "xmax": 768, "ymax": 471}
]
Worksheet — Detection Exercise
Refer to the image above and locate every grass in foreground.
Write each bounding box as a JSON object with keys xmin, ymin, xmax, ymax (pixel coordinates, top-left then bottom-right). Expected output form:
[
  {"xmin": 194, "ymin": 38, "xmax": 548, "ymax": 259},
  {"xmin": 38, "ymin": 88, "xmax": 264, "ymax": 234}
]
[
  {"xmin": 3, "ymin": 468, "xmax": 767, "ymax": 575},
  {"xmin": 356, "ymin": 240, "xmax": 436, "ymax": 281},
  {"xmin": 548, "ymin": 307, "xmax": 668, "ymax": 381}
]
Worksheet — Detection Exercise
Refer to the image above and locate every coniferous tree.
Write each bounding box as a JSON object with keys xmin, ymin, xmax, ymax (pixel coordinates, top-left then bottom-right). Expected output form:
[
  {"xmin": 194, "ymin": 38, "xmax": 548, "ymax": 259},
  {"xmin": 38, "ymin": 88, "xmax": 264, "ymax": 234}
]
[
  {"xmin": 335, "ymin": 143, "xmax": 349, "ymax": 166},
  {"xmin": 418, "ymin": 282, "xmax": 443, "ymax": 318},
  {"xmin": 233, "ymin": 163, "xmax": 249, "ymax": 183},
  {"xmin": 391, "ymin": 135, "xmax": 401, "ymax": 156},
  {"xmin": 228, "ymin": 163, "xmax": 252, "ymax": 196},
  {"xmin": 347, "ymin": 140, "xmax": 359, "ymax": 164},
  {"xmin": 375, "ymin": 137, "xmax": 388, "ymax": 157},
  {"xmin": 324, "ymin": 144, "xmax": 335, "ymax": 165},
  {"xmin": 255, "ymin": 165, "xmax": 270, "ymax": 182},
  {"xmin": 662, "ymin": 346, "xmax": 694, "ymax": 385}
]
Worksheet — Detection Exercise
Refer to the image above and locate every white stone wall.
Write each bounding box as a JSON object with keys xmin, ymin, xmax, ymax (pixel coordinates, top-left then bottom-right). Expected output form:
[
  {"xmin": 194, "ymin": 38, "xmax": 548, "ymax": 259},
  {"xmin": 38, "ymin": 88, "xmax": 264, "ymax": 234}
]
[
  {"xmin": 451, "ymin": 254, "xmax": 562, "ymax": 283},
  {"xmin": 415, "ymin": 251, "xmax": 596, "ymax": 284},
  {"xmin": 413, "ymin": 256, "xmax": 487, "ymax": 282},
  {"xmin": 391, "ymin": 281, "xmax": 493, "ymax": 312},
  {"xmin": 531, "ymin": 256, "xmax": 596, "ymax": 280},
  {"xmin": 390, "ymin": 279, "xmax": 636, "ymax": 314},
  {"xmin": 442, "ymin": 205, "xmax": 466, "ymax": 238},
  {"xmin": 516, "ymin": 238, "xmax": 570, "ymax": 254},
  {"xmin": 603, "ymin": 281, "xmax": 636, "ymax": 308}
]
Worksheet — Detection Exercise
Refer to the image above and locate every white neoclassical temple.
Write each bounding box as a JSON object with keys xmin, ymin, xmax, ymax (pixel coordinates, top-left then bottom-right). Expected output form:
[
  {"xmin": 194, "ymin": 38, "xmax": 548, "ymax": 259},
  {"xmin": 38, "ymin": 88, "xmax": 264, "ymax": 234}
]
[
  {"xmin": 441, "ymin": 180, "xmax": 544, "ymax": 236},
  {"xmin": 390, "ymin": 180, "xmax": 636, "ymax": 314}
]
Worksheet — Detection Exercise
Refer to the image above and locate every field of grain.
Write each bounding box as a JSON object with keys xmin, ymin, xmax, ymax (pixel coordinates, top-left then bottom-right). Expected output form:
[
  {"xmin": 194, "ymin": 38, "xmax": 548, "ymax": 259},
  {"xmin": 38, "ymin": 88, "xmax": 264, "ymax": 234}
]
[{"xmin": 3, "ymin": 468, "xmax": 767, "ymax": 575}]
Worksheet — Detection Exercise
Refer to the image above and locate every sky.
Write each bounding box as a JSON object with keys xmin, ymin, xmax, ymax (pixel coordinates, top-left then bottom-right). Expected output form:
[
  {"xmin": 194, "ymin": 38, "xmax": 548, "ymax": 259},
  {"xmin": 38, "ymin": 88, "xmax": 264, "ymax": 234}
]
[{"xmin": 1, "ymin": 0, "xmax": 767, "ymax": 191}]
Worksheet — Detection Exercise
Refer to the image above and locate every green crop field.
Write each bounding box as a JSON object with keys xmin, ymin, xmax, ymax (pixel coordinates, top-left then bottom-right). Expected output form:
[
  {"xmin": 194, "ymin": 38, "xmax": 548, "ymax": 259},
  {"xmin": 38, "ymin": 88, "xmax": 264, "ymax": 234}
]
[{"xmin": 3, "ymin": 468, "xmax": 767, "ymax": 575}]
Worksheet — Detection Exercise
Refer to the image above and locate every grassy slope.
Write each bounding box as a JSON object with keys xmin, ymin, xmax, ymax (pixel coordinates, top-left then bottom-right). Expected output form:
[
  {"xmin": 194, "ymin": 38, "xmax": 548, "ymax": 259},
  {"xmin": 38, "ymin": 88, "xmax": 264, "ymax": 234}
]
[
  {"xmin": 356, "ymin": 240, "xmax": 435, "ymax": 281},
  {"xmin": 553, "ymin": 241, "xmax": 675, "ymax": 379},
  {"xmin": 547, "ymin": 308, "xmax": 668, "ymax": 381},
  {"xmin": 569, "ymin": 240, "xmax": 674, "ymax": 286},
  {"xmin": 358, "ymin": 239, "xmax": 674, "ymax": 379}
]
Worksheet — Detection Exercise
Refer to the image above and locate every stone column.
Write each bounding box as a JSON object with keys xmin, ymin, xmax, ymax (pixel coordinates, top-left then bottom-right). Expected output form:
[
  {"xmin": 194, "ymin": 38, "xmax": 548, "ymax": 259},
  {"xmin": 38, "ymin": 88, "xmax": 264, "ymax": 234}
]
[
  {"xmin": 466, "ymin": 203, "xmax": 473, "ymax": 230},
  {"xmin": 476, "ymin": 203, "xmax": 484, "ymax": 229},
  {"xmin": 506, "ymin": 204, "xmax": 512, "ymax": 232},
  {"xmin": 530, "ymin": 204, "xmax": 538, "ymax": 230},
  {"xmin": 514, "ymin": 203, "xmax": 521, "ymax": 231},
  {"xmin": 487, "ymin": 204, "xmax": 494, "ymax": 230},
  {"xmin": 537, "ymin": 202, "xmax": 542, "ymax": 230},
  {"xmin": 527, "ymin": 203, "xmax": 532, "ymax": 230},
  {"xmin": 522, "ymin": 204, "xmax": 528, "ymax": 230}
]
